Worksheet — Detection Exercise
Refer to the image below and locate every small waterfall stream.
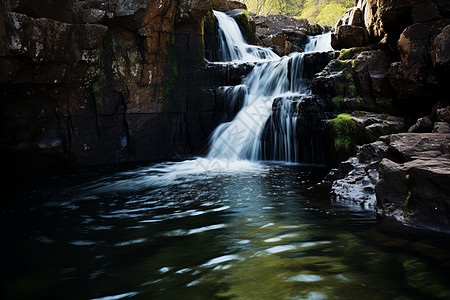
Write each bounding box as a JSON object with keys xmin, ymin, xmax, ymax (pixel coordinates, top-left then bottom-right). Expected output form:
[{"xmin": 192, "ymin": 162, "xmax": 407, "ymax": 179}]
[{"xmin": 208, "ymin": 11, "xmax": 333, "ymax": 163}]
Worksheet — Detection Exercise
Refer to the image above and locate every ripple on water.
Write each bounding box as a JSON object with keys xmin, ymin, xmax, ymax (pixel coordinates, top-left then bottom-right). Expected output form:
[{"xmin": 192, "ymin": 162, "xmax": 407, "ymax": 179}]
[
  {"xmin": 265, "ymin": 245, "xmax": 297, "ymax": 254},
  {"xmin": 90, "ymin": 291, "xmax": 139, "ymax": 300},
  {"xmin": 202, "ymin": 254, "xmax": 240, "ymax": 267},
  {"xmin": 286, "ymin": 274, "xmax": 323, "ymax": 282}
]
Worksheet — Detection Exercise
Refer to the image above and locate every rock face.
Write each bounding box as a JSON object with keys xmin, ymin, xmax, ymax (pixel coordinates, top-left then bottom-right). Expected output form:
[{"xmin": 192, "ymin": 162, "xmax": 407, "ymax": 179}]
[
  {"xmin": 330, "ymin": 133, "xmax": 450, "ymax": 232},
  {"xmin": 332, "ymin": 0, "xmax": 450, "ymax": 102},
  {"xmin": 331, "ymin": 25, "xmax": 369, "ymax": 49},
  {"xmin": 0, "ymin": 0, "xmax": 230, "ymax": 169},
  {"xmin": 326, "ymin": 1, "xmax": 450, "ymax": 232},
  {"xmin": 376, "ymin": 134, "xmax": 450, "ymax": 232},
  {"xmin": 251, "ymin": 13, "xmax": 323, "ymax": 56}
]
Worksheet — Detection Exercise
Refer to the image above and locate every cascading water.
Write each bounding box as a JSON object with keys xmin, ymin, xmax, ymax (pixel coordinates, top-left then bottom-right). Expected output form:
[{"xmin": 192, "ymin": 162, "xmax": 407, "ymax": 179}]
[
  {"xmin": 215, "ymin": 11, "xmax": 279, "ymax": 62},
  {"xmin": 304, "ymin": 32, "xmax": 334, "ymax": 52},
  {"xmin": 207, "ymin": 10, "xmax": 333, "ymax": 164}
]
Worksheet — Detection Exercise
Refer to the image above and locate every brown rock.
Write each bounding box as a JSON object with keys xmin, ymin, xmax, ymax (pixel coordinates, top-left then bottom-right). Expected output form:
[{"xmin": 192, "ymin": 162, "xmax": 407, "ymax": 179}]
[
  {"xmin": 270, "ymin": 33, "xmax": 292, "ymax": 56},
  {"xmin": 437, "ymin": 106, "xmax": 450, "ymax": 122},
  {"xmin": 227, "ymin": 1, "xmax": 247, "ymax": 10},
  {"xmin": 431, "ymin": 25, "xmax": 450, "ymax": 74},
  {"xmin": 335, "ymin": 7, "xmax": 363, "ymax": 28},
  {"xmin": 433, "ymin": 122, "xmax": 450, "ymax": 133},
  {"xmin": 408, "ymin": 116, "xmax": 434, "ymax": 133},
  {"xmin": 331, "ymin": 25, "xmax": 369, "ymax": 49}
]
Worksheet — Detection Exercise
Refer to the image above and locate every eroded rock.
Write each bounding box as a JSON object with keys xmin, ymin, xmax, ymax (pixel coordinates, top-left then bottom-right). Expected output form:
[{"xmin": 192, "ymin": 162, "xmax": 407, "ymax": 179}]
[{"xmin": 330, "ymin": 132, "xmax": 450, "ymax": 232}]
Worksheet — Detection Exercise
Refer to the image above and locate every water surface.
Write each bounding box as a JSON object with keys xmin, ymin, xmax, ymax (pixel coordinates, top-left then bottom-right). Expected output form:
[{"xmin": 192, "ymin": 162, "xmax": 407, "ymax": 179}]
[{"xmin": 2, "ymin": 160, "xmax": 450, "ymax": 299}]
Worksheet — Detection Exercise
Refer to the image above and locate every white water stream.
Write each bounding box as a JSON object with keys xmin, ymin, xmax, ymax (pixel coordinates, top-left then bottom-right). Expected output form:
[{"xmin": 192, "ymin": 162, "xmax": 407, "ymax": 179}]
[
  {"xmin": 208, "ymin": 10, "xmax": 333, "ymax": 162},
  {"xmin": 88, "ymin": 11, "xmax": 334, "ymax": 190}
]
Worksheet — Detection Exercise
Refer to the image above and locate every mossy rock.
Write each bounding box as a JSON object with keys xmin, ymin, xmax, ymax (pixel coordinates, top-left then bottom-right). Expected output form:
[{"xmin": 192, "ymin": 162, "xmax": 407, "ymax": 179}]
[
  {"xmin": 338, "ymin": 48, "xmax": 356, "ymax": 60},
  {"xmin": 232, "ymin": 10, "xmax": 257, "ymax": 45},
  {"xmin": 329, "ymin": 113, "xmax": 366, "ymax": 160}
]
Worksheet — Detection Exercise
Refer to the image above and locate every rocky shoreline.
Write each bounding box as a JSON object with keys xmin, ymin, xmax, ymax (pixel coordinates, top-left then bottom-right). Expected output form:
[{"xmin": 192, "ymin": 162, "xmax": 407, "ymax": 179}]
[{"xmin": 326, "ymin": 0, "xmax": 450, "ymax": 231}]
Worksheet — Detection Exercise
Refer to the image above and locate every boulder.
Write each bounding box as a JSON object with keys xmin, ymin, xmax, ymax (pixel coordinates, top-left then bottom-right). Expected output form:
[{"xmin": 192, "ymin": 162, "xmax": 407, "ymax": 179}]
[
  {"xmin": 252, "ymin": 13, "xmax": 312, "ymax": 54},
  {"xmin": 376, "ymin": 157, "xmax": 450, "ymax": 232},
  {"xmin": 412, "ymin": 1, "xmax": 441, "ymax": 23},
  {"xmin": 335, "ymin": 7, "xmax": 363, "ymax": 28},
  {"xmin": 227, "ymin": 1, "xmax": 247, "ymax": 10},
  {"xmin": 331, "ymin": 25, "xmax": 369, "ymax": 50},
  {"xmin": 433, "ymin": 122, "xmax": 450, "ymax": 133},
  {"xmin": 431, "ymin": 25, "xmax": 450, "ymax": 74},
  {"xmin": 391, "ymin": 19, "xmax": 450, "ymax": 98},
  {"xmin": 408, "ymin": 116, "xmax": 434, "ymax": 133},
  {"xmin": 437, "ymin": 106, "xmax": 450, "ymax": 122},
  {"xmin": 330, "ymin": 132, "xmax": 450, "ymax": 232}
]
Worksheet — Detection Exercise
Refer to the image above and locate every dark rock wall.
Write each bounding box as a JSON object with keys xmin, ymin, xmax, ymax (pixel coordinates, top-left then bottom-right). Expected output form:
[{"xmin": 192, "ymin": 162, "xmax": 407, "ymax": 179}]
[
  {"xmin": 333, "ymin": 0, "xmax": 450, "ymax": 110},
  {"xmin": 0, "ymin": 0, "xmax": 229, "ymax": 169}
]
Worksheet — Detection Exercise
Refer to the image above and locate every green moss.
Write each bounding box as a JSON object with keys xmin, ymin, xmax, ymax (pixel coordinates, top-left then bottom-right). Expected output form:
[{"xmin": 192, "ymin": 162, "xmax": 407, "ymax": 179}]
[
  {"xmin": 330, "ymin": 113, "xmax": 364, "ymax": 158},
  {"xmin": 402, "ymin": 191, "xmax": 412, "ymax": 207},
  {"xmin": 332, "ymin": 95, "xmax": 344, "ymax": 110},
  {"xmin": 337, "ymin": 60, "xmax": 346, "ymax": 71},
  {"xmin": 233, "ymin": 10, "xmax": 257, "ymax": 44},
  {"xmin": 338, "ymin": 48, "xmax": 355, "ymax": 61},
  {"xmin": 336, "ymin": 81, "xmax": 344, "ymax": 95},
  {"xmin": 202, "ymin": 11, "xmax": 216, "ymax": 36},
  {"xmin": 92, "ymin": 72, "xmax": 106, "ymax": 111}
]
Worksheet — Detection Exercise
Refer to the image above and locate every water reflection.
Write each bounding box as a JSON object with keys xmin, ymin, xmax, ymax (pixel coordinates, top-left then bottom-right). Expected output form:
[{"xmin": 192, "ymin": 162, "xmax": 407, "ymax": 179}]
[{"xmin": 2, "ymin": 161, "xmax": 450, "ymax": 299}]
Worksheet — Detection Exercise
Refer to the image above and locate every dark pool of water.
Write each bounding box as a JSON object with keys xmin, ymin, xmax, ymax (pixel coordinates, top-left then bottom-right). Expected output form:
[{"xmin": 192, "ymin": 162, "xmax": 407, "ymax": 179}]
[{"xmin": 2, "ymin": 159, "xmax": 450, "ymax": 299}]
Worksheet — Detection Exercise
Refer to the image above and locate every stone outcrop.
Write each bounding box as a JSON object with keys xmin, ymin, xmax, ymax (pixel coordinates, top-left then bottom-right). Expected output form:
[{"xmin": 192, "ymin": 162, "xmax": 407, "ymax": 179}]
[
  {"xmin": 326, "ymin": 0, "xmax": 450, "ymax": 232},
  {"xmin": 0, "ymin": 0, "xmax": 230, "ymax": 168},
  {"xmin": 332, "ymin": 0, "xmax": 450, "ymax": 103},
  {"xmin": 331, "ymin": 25, "xmax": 369, "ymax": 49},
  {"xmin": 330, "ymin": 133, "xmax": 450, "ymax": 232},
  {"xmin": 251, "ymin": 13, "xmax": 323, "ymax": 56}
]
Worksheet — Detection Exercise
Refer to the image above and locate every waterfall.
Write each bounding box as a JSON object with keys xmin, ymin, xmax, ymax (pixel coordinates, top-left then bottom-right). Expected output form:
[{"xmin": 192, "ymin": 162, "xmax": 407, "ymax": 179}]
[
  {"xmin": 215, "ymin": 11, "xmax": 279, "ymax": 62},
  {"xmin": 207, "ymin": 11, "xmax": 333, "ymax": 164},
  {"xmin": 304, "ymin": 32, "xmax": 334, "ymax": 52}
]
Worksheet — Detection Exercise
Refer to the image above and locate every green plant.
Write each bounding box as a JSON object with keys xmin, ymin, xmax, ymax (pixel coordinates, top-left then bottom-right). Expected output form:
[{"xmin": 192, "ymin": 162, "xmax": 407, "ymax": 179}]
[
  {"xmin": 402, "ymin": 190, "xmax": 412, "ymax": 207},
  {"xmin": 92, "ymin": 72, "xmax": 106, "ymax": 111},
  {"xmin": 338, "ymin": 48, "xmax": 355, "ymax": 60},
  {"xmin": 332, "ymin": 95, "xmax": 344, "ymax": 110},
  {"xmin": 330, "ymin": 113, "xmax": 362, "ymax": 155}
]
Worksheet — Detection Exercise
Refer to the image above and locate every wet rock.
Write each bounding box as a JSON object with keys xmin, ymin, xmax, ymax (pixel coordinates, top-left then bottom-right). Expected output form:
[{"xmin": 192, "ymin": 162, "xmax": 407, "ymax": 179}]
[
  {"xmin": 261, "ymin": 94, "xmax": 333, "ymax": 165},
  {"xmin": 376, "ymin": 156, "xmax": 450, "ymax": 232},
  {"xmin": 330, "ymin": 132, "xmax": 450, "ymax": 232},
  {"xmin": 330, "ymin": 140, "xmax": 388, "ymax": 208}
]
